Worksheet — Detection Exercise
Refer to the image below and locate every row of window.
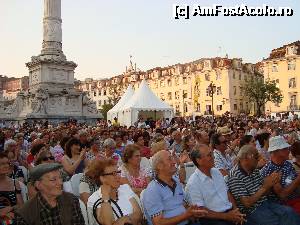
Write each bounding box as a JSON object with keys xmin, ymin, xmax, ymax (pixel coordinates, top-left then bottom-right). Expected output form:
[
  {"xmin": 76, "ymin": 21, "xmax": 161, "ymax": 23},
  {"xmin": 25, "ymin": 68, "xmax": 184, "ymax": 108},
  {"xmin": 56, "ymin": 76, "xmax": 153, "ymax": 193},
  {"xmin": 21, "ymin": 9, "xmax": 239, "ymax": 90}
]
[
  {"xmin": 272, "ymin": 62, "xmax": 296, "ymax": 72},
  {"xmin": 205, "ymin": 86, "xmax": 223, "ymax": 96},
  {"xmin": 160, "ymin": 90, "xmax": 188, "ymax": 100},
  {"xmin": 204, "ymin": 72, "xmax": 222, "ymax": 81},
  {"xmin": 204, "ymin": 86, "xmax": 242, "ymax": 96},
  {"xmin": 204, "ymin": 71, "xmax": 254, "ymax": 82},
  {"xmin": 159, "ymin": 85, "xmax": 243, "ymax": 100},
  {"xmin": 204, "ymin": 102, "xmax": 249, "ymax": 112},
  {"xmin": 154, "ymin": 77, "xmax": 189, "ymax": 88},
  {"xmin": 272, "ymin": 78, "xmax": 297, "ymax": 88},
  {"xmin": 97, "ymin": 100, "xmax": 107, "ymax": 106},
  {"xmin": 173, "ymin": 103, "xmax": 188, "ymax": 114},
  {"xmin": 89, "ymin": 90, "xmax": 107, "ymax": 97},
  {"xmin": 275, "ymin": 94, "xmax": 298, "ymax": 108}
]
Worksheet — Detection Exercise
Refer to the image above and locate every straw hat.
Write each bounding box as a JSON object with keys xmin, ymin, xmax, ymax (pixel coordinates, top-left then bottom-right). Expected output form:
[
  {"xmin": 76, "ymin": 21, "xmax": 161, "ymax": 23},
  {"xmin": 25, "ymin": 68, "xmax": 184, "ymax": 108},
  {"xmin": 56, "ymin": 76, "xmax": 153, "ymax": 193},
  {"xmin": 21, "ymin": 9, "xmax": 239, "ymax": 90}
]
[{"xmin": 217, "ymin": 126, "xmax": 233, "ymax": 135}]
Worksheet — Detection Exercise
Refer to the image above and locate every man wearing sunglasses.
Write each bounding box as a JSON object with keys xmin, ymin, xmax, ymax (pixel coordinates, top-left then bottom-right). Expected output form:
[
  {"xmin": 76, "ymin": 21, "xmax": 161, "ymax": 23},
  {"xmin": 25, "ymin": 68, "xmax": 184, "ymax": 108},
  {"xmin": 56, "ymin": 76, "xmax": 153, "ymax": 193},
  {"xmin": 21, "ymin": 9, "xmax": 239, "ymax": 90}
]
[{"xmin": 211, "ymin": 133, "xmax": 233, "ymax": 176}]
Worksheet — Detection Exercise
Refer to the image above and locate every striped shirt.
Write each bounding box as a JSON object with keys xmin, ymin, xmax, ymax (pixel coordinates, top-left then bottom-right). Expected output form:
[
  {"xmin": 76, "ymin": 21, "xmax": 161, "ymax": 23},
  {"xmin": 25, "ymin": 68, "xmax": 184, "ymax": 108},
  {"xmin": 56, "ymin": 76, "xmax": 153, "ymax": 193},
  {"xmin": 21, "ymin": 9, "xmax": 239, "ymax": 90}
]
[
  {"xmin": 213, "ymin": 149, "xmax": 233, "ymax": 172},
  {"xmin": 227, "ymin": 165, "xmax": 267, "ymax": 214}
]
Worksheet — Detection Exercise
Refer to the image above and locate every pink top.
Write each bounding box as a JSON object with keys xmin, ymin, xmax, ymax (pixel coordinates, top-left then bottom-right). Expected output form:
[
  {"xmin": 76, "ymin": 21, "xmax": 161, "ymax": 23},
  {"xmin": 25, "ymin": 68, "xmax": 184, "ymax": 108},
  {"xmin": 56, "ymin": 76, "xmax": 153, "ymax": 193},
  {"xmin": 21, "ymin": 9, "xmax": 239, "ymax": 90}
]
[{"xmin": 120, "ymin": 165, "xmax": 149, "ymax": 189}]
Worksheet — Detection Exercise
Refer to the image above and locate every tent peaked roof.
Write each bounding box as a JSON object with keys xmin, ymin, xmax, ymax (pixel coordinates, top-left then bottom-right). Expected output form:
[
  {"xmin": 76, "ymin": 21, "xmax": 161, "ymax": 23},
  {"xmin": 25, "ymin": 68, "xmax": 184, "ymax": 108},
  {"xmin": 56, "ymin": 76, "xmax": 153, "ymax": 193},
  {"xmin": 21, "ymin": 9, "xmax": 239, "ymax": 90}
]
[
  {"xmin": 122, "ymin": 80, "xmax": 172, "ymax": 111},
  {"xmin": 108, "ymin": 85, "xmax": 134, "ymax": 113}
]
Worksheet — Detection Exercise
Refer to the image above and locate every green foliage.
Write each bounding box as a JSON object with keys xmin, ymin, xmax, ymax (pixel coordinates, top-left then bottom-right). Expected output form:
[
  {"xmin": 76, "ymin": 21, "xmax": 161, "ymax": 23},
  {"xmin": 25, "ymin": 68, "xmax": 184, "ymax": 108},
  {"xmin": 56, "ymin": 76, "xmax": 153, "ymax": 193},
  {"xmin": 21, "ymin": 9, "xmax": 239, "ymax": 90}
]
[
  {"xmin": 242, "ymin": 78, "xmax": 283, "ymax": 115},
  {"xmin": 108, "ymin": 83, "xmax": 124, "ymax": 105},
  {"xmin": 99, "ymin": 103, "xmax": 113, "ymax": 120}
]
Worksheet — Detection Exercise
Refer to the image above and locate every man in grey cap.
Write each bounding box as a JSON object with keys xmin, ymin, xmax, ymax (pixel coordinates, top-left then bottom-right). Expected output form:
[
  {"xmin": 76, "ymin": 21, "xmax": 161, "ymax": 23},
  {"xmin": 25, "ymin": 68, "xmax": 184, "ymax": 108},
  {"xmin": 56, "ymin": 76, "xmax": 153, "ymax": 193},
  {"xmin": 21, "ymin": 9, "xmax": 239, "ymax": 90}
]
[{"xmin": 15, "ymin": 163, "xmax": 84, "ymax": 225}]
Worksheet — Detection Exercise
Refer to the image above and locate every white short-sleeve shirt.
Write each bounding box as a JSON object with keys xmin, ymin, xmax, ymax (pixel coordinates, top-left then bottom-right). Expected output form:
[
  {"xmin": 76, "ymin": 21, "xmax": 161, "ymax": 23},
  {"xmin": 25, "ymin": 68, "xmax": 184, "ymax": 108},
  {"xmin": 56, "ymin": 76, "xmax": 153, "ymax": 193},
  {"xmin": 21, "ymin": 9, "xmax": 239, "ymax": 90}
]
[
  {"xmin": 185, "ymin": 168, "xmax": 232, "ymax": 212},
  {"xmin": 87, "ymin": 184, "xmax": 135, "ymax": 224}
]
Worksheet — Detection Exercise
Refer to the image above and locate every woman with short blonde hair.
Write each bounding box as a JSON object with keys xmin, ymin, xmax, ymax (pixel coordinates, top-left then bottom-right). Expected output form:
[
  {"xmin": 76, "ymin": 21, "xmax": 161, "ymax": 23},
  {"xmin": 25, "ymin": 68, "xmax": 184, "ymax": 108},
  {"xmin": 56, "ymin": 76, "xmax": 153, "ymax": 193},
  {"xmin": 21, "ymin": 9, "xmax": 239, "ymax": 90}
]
[{"xmin": 120, "ymin": 144, "xmax": 151, "ymax": 196}]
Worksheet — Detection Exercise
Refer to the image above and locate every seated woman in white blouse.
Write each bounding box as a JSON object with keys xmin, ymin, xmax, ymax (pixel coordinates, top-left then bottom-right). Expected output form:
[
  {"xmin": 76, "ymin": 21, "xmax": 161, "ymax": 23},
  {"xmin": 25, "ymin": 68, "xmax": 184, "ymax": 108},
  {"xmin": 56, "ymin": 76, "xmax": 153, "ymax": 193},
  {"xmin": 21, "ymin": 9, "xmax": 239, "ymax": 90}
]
[{"xmin": 87, "ymin": 159, "xmax": 142, "ymax": 225}]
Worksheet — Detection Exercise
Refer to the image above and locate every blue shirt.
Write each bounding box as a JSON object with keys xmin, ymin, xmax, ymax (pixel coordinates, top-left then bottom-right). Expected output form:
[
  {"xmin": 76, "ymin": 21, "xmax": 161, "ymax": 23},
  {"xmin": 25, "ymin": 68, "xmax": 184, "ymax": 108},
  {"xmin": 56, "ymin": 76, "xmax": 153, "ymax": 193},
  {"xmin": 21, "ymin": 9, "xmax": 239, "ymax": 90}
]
[
  {"xmin": 142, "ymin": 176, "xmax": 187, "ymax": 225},
  {"xmin": 261, "ymin": 160, "xmax": 300, "ymax": 200},
  {"xmin": 170, "ymin": 142, "xmax": 182, "ymax": 154},
  {"xmin": 115, "ymin": 146, "xmax": 125, "ymax": 156}
]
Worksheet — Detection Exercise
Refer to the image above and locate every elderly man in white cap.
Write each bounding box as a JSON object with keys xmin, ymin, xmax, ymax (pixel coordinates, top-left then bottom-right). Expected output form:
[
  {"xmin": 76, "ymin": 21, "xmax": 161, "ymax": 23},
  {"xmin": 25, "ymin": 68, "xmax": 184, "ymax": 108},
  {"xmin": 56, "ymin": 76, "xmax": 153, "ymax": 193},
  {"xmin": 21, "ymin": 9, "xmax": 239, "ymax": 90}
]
[
  {"xmin": 15, "ymin": 163, "xmax": 84, "ymax": 225},
  {"xmin": 261, "ymin": 135, "xmax": 300, "ymax": 214}
]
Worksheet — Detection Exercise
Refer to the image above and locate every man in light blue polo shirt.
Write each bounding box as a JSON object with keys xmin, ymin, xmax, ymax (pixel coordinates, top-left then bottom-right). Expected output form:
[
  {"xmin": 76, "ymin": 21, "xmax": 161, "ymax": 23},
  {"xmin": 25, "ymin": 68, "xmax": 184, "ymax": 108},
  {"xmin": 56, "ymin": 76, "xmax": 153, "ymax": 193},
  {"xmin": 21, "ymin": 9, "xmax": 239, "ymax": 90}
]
[{"xmin": 142, "ymin": 150, "xmax": 207, "ymax": 225}]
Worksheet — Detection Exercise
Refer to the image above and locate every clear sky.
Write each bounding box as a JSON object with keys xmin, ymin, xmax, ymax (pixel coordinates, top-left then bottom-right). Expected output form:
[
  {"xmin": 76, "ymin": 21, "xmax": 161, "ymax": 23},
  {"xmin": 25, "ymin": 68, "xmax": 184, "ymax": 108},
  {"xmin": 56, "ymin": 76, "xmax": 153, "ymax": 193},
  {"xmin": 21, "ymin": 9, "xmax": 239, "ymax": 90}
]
[{"xmin": 0, "ymin": 0, "xmax": 299, "ymax": 80}]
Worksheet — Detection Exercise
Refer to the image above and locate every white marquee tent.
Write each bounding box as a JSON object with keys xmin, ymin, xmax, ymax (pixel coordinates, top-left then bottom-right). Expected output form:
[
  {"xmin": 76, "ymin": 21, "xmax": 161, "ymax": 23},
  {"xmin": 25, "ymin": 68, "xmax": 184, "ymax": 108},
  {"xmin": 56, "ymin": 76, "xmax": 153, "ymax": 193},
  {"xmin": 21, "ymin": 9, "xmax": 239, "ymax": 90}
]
[
  {"xmin": 119, "ymin": 80, "xmax": 174, "ymax": 127},
  {"xmin": 107, "ymin": 85, "xmax": 134, "ymax": 122}
]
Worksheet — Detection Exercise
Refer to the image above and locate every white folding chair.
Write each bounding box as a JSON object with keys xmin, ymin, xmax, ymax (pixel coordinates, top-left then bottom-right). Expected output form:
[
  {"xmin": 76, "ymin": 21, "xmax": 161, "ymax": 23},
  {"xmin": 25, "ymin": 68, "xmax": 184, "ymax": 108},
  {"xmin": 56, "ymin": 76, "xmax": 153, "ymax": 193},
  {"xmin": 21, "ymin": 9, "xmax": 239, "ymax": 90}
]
[
  {"xmin": 19, "ymin": 166, "xmax": 29, "ymax": 183},
  {"xmin": 63, "ymin": 181, "xmax": 73, "ymax": 193},
  {"xmin": 79, "ymin": 198, "xmax": 89, "ymax": 225},
  {"xmin": 140, "ymin": 157, "xmax": 151, "ymax": 171},
  {"xmin": 184, "ymin": 162, "xmax": 196, "ymax": 183},
  {"xmin": 19, "ymin": 181, "xmax": 28, "ymax": 202},
  {"xmin": 70, "ymin": 173, "xmax": 83, "ymax": 197}
]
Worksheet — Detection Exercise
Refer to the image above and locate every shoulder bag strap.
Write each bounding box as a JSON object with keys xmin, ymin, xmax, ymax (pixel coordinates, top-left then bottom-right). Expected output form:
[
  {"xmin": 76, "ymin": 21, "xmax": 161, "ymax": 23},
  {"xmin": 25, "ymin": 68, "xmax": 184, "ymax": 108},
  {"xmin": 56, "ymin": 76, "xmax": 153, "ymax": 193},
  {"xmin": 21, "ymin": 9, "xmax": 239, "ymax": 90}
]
[{"xmin": 92, "ymin": 198, "xmax": 124, "ymax": 225}]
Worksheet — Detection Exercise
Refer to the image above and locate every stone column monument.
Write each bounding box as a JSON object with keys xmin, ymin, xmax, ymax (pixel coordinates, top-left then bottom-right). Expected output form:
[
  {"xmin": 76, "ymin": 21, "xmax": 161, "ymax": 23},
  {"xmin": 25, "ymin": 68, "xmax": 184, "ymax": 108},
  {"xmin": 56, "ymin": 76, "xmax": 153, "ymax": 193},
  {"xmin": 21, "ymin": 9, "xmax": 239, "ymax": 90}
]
[
  {"xmin": 42, "ymin": 0, "xmax": 64, "ymax": 58},
  {"xmin": 0, "ymin": 0, "xmax": 101, "ymax": 123},
  {"xmin": 28, "ymin": 0, "xmax": 74, "ymax": 92}
]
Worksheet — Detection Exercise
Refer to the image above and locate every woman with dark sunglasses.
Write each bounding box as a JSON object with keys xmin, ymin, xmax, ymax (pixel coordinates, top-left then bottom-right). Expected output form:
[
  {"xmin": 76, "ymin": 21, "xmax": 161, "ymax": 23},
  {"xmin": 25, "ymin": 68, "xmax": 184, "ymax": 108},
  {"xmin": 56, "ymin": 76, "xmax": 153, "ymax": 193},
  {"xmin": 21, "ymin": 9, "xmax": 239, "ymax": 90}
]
[
  {"xmin": 34, "ymin": 150, "xmax": 55, "ymax": 165},
  {"xmin": 28, "ymin": 150, "xmax": 69, "ymax": 199}
]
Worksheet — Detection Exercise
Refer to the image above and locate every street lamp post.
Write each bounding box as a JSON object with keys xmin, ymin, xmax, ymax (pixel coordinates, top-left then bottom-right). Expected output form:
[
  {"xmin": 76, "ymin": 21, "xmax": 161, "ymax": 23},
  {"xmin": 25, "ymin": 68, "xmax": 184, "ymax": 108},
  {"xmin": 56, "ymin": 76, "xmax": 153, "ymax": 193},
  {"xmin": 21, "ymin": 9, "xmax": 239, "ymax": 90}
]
[
  {"xmin": 182, "ymin": 90, "xmax": 186, "ymax": 117},
  {"xmin": 208, "ymin": 82, "xmax": 216, "ymax": 118}
]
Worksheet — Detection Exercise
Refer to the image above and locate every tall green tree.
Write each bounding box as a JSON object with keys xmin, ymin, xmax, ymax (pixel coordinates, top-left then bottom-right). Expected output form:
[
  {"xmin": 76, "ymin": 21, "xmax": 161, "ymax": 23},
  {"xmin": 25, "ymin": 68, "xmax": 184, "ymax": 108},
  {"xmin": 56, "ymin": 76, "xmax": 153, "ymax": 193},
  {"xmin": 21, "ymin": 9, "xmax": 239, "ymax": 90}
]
[
  {"xmin": 99, "ymin": 103, "xmax": 113, "ymax": 120},
  {"xmin": 108, "ymin": 83, "xmax": 125, "ymax": 105},
  {"xmin": 242, "ymin": 78, "xmax": 283, "ymax": 116}
]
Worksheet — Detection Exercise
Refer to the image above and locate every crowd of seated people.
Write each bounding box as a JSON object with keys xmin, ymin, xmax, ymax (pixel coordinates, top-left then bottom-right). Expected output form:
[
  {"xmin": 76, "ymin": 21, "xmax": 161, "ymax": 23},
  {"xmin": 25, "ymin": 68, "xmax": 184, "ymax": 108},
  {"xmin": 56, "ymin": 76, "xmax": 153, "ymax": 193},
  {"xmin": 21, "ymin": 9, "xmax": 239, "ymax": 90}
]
[{"xmin": 0, "ymin": 114, "xmax": 299, "ymax": 225}]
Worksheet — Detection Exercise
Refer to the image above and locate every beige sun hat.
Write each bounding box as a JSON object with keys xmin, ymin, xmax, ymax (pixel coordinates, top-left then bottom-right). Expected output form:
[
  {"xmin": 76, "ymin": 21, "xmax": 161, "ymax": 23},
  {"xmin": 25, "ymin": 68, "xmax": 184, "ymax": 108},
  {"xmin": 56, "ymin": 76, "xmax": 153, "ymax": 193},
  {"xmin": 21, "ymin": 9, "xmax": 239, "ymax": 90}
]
[{"xmin": 217, "ymin": 126, "xmax": 233, "ymax": 135}]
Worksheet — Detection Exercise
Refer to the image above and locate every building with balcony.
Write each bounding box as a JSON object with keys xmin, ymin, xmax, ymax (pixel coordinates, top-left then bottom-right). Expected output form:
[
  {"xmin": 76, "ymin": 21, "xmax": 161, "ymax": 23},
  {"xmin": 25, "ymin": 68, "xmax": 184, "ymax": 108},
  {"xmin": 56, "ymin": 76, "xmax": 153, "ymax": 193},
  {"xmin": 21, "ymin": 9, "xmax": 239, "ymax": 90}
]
[
  {"xmin": 76, "ymin": 57, "xmax": 260, "ymax": 116},
  {"xmin": 262, "ymin": 41, "xmax": 300, "ymax": 113}
]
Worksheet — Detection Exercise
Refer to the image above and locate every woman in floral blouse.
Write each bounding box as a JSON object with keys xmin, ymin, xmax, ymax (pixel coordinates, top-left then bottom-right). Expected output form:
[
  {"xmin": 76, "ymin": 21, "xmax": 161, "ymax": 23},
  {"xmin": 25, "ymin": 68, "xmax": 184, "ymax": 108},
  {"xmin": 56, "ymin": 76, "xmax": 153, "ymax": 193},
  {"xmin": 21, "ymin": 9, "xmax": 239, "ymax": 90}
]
[{"xmin": 120, "ymin": 144, "xmax": 151, "ymax": 196}]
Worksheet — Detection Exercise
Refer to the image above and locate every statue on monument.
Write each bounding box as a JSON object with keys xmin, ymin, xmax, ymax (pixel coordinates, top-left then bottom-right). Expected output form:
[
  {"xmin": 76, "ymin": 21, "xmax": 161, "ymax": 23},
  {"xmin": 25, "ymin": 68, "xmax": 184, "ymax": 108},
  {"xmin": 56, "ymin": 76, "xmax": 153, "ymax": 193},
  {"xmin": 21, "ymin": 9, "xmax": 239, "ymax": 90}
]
[
  {"xmin": 82, "ymin": 93, "xmax": 98, "ymax": 114},
  {"xmin": 32, "ymin": 88, "xmax": 48, "ymax": 114}
]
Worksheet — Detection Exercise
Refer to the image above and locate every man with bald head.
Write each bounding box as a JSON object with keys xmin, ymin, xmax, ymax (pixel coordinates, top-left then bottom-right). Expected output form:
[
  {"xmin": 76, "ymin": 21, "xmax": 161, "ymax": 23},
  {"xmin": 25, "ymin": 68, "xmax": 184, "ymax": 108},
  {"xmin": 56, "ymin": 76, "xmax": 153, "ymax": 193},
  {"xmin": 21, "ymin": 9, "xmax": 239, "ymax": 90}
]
[{"xmin": 142, "ymin": 150, "xmax": 207, "ymax": 225}]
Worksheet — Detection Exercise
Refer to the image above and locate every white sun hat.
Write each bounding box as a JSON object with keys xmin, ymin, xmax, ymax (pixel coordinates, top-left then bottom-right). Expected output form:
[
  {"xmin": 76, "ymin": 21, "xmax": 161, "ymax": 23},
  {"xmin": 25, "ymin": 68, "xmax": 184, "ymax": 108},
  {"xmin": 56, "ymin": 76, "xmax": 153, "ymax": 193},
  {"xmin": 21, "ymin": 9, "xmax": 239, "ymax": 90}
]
[{"xmin": 268, "ymin": 135, "xmax": 291, "ymax": 152}]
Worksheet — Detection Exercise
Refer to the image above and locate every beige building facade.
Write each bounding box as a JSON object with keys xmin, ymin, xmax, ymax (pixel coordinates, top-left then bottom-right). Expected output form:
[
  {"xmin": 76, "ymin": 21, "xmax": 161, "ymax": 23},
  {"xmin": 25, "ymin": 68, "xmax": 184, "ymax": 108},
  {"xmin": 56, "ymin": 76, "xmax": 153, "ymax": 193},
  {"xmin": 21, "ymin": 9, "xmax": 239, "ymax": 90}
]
[
  {"xmin": 76, "ymin": 57, "xmax": 261, "ymax": 116},
  {"xmin": 262, "ymin": 41, "xmax": 300, "ymax": 114},
  {"xmin": 0, "ymin": 75, "xmax": 29, "ymax": 101}
]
